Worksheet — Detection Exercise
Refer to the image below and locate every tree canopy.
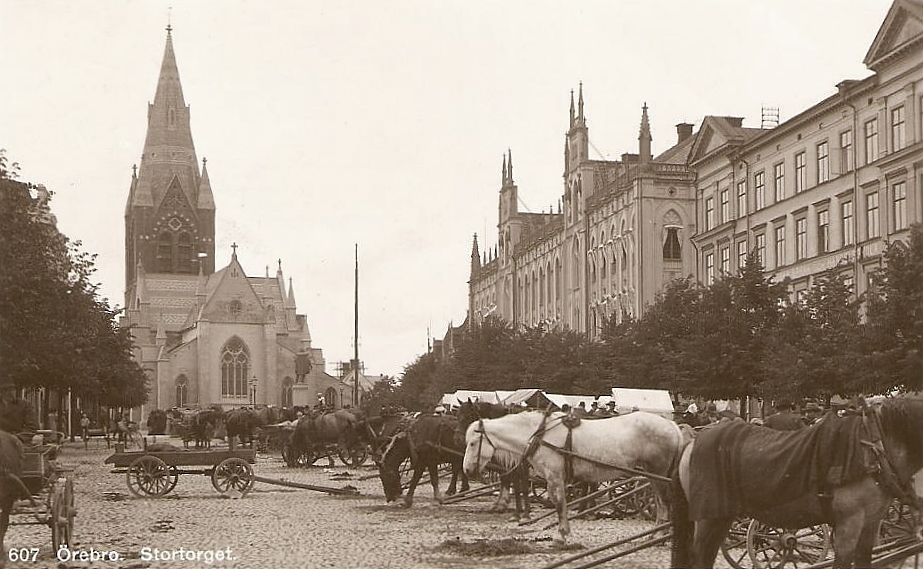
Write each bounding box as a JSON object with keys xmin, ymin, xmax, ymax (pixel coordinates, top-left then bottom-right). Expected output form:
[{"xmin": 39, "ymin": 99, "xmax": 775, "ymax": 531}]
[{"xmin": 0, "ymin": 151, "xmax": 148, "ymax": 407}]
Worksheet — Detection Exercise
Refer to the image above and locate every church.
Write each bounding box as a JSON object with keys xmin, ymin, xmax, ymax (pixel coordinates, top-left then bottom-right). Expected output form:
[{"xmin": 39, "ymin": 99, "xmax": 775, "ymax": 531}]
[{"xmin": 121, "ymin": 27, "xmax": 357, "ymax": 412}]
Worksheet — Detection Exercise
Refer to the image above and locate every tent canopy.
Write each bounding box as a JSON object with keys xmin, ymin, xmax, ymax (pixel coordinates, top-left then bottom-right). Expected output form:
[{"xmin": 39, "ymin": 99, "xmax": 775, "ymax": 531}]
[{"xmin": 610, "ymin": 388, "xmax": 674, "ymax": 418}]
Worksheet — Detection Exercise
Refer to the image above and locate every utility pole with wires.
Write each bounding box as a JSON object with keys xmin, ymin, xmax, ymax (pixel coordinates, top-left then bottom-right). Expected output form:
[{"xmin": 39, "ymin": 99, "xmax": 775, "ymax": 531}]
[{"xmin": 353, "ymin": 244, "xmax": 359, "ymax": 409}]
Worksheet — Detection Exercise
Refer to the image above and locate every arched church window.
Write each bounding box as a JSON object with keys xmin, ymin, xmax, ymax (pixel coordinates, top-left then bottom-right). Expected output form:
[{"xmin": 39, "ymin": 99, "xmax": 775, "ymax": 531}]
[
  {"xmin": 175, "ymin": 374, "xmax": 188, "ymax": 408},
  {"xmin": 177, "ymin": 233, "xmax": 192, "ymax": 273},
  {"xmin": 281, "ymin": 377, "xmax": 293, "ymax": 408},
  {"xmin": 220, "ymin": 337, "xmax": 249, "ymax": 398},
  {"xmin": 157, "ymin": 232, "xmax": 173, "ymax": 272},
  {"xmin": 324, "ymin": 387, "xmax": 338, "ymax": 409}
]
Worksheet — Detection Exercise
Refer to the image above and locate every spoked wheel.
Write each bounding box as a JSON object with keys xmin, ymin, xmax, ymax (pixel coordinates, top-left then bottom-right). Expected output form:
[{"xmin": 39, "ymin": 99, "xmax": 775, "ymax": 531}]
[
  {"xmin": 49, "ymin": 478, "xmax": 75, "ymax": 550},
  {"xmin": 211, "ymin": 457, "xmax": 254, "ymax": 498},
  {"xmin": 338, "ymin": 444, "xmax": 370, "ymax": 467},
  {"xmin": 877, "ymin": 499, "xmax": 916, "ymax": 546},
  {"xmin": 126, "ymin": 456, "xmax": 173, "ymax": 497},
  {"xmin": 721, "ymin": 517, "xmax": 754, "ymax": 569},
  {"xmin": 398, "ymin": 458, "xmax": 414, "ymax": 490},
  {"xmin": 747, "ymin": 520, "xmax": 831, "ymax": 569},
  {"xmin": 282, "ymin": 444, "xmax": 316, "ymax": 468},
  {"xmin": 162, "ymin": 466, "xmax": 179, "ymax": 495}
]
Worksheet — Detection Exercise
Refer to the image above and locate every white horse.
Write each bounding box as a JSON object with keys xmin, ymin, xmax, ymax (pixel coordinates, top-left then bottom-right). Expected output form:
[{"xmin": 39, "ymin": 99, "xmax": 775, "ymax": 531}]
[{"xmin": 463, "ymin": 410, "xmax": 686, "ymax": 543}]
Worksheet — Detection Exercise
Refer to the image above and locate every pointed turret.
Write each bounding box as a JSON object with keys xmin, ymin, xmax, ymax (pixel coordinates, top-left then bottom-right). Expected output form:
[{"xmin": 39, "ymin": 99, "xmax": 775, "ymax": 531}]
[
  {"xmin": 285, "ymin": 277, "xmax": 296, "ymax": 309},
  {"xmin": 569, "ymin": 89, "xmax": 576, "ymax": 128},
  {"xmin": 502, "ymin": 154, "xmax": 508, "ymax": 185},
  {"xmin": 577, "ymin": 82, "xmax": 585, "ymax": 124},
  {"xmin": 198, "ymin": 156, "xmax": 215, "ymax": 210},
  {"xmin": 470, "ymin": 234, "xmax": 481, "ymax": 278},
  {"xmin": 507, "ymin": 149, "xmax": 514, "ymax": 184},
  {"xmin": 639, "ymin": 102, "xmax": 652, "ymax": 164}
]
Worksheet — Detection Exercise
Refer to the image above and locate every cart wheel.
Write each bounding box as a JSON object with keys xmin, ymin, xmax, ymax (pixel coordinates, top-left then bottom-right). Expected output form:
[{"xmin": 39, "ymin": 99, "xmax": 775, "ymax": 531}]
[
  {"xmin": 211, "ymin": 457, "xmax": 253, "ymax": 498},
  {"xmin": 282, "ymin": 444, "xmax": 315, "ymax": 468},
  {"xmin": 338, "ymin": 444, "xmax": 370, "ymax": 467},
  {"xmin": 398, "ymin": 458, "xmax": 414, "ymax": 491},
  {"xmin": 162, "ymin": 466, "xmax": 179, "ymax": 495},
  {"xmin": 721, "ymin": 517, "xmax": 753, "ymax": 569},
  {"xmin": 126, "ymin": 456, "xmax": 173, "ymax": 497},
  {"xmin": 49, "ymin": 479, "xmax": 74, "ymax": 550},
  {"xmin": 747, "ymin": 520, "xmax": 831, "ymax": 569}
]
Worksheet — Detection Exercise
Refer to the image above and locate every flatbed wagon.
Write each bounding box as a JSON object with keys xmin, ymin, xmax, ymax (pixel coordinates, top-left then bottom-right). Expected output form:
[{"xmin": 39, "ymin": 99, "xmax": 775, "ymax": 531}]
[
  {"xmin": 8, "ymin": 442, "xmax": 76, "ymax": 552},
  {"xmin": 104, "ymin": 446, "xmax": 256, "ymax": 498}
]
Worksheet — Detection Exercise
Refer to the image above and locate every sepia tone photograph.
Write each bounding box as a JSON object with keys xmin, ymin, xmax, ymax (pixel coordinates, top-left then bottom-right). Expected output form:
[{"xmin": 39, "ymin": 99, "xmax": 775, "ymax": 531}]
[{"xmin": 1, "ymin": 1, "xmax": 921, "ymax": 568}]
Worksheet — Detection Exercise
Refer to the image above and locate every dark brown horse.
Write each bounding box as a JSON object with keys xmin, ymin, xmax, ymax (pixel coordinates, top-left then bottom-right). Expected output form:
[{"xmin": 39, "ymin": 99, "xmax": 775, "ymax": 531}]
[
  {"xmin": 1, "ymin": 430, "xmax": 34, "ymax": 567},
  {"xmin": 182, "ymin": 406, "xmax": 224, "ymax": 449},
  {"xmin": 454, "ymin": 400, "xmax": 533, "ymax": 520},
  {"xmin": 379, "ymin": 414, "xmax": 469, "ymax": 507},
  {"xmin": 289, "ymin": 409, "xmax": 360, "ymax": 463},
  {"xmin": 225, "ymin": 408, "xmax": 264, "ymax": 449},
  {"xmin": 671, "ymin": 397, "xmax": 923, "ymax": 568}
]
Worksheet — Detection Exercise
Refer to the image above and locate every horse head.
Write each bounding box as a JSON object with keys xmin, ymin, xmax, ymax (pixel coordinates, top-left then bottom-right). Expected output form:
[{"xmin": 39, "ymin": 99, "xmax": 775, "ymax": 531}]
[
  {"xmin": 462, "ymin": 419, "xmax": 496, "ymax": 478},
  {"xmin": 378, "ymin": 432, "xmax": 408, "ymax": 502}
]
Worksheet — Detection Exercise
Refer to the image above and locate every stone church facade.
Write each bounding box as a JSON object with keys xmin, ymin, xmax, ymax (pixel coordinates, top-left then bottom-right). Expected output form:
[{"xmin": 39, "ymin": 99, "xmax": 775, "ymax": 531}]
[{"xmin": 122, "ymin": 28, "xmax": 354, "ymax": 411}]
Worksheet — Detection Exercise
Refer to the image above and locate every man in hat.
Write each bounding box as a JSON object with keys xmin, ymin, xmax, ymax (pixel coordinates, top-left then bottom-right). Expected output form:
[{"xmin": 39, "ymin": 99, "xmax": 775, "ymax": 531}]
[
  {"xmin": 764, "ymin": 401, "xmax": 805, "ymax": 431},
  {"xmin": 802, "ymin": 402, "xmax": 824, "ymax": 426}
]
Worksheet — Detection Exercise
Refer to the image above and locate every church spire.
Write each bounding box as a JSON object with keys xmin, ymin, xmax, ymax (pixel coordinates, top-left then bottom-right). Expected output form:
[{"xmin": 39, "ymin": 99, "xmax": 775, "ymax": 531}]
[
  {"xmin": 577, "ymin": 81, "xmax": 585, "ymax": 123},
  {"xmin": 502, "ymin": 154, "xmax": 507, "ymax": 185},
  {"xmin": 470, "ymin": 233, "xmax": 481, "ymax": 278},
  {"xmin": 285, "ymin": 277, "xmax": 296, "ymax": 309},
  {"xmin": 569, "ymin": 89, "xmax": 575, "ymax": 128},
  {"xmin": 639, "ymin": 102, "xmax": 652, "ymax": 164},
  {"xmin": 507, "ymin": 149, "xmax": 514, "ymax": 184}
]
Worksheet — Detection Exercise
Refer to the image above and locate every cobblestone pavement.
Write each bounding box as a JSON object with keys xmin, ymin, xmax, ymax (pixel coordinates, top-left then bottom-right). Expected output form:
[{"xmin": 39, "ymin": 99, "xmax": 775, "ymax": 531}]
[{"xmin": 5, "ymin": 438, "xmax": 733, "ymax": 569}]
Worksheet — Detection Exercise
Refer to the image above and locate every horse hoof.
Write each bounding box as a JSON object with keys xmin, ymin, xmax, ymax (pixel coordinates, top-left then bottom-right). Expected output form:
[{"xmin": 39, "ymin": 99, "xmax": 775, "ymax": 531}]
[{"xmin": 400, "ymin": 500, "xmax": 412, "ymax": 509}]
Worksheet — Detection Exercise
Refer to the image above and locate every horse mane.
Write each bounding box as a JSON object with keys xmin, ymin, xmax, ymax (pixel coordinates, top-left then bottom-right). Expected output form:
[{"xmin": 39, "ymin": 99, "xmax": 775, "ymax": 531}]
[
  {"xmin": 380, "ymin": 432, "xmax": 408, "ymax": 467},
  {"xmin": 878, "ymin": 398, "xmax": 923, "ymax": 465}
]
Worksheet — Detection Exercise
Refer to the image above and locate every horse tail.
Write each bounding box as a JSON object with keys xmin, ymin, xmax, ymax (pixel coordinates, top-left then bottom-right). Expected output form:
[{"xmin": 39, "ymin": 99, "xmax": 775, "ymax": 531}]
[{"xmin": 670, "ymin": 465, "xmax": 693, "ymax": 569}]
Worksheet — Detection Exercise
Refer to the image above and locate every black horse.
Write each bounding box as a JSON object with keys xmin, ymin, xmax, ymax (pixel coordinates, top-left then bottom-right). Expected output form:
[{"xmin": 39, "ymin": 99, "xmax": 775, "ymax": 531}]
[
  {"xmin": 225, "ymin": 408, "xmax": 263, "ymax": 449},
  {"xmin": 454, "ymin": 400, "xmax": 533, "ymax": 520},
  {"xmin": 672, "ymin": 397, "xmax": 923, "ymax": 569},
  {"xmin": 1, "ymin": 430, "xmax": 34, "ymax": 566},
  {"xmin": 378, "ymin": 414, "xmax": 469, "ymax": 508}
]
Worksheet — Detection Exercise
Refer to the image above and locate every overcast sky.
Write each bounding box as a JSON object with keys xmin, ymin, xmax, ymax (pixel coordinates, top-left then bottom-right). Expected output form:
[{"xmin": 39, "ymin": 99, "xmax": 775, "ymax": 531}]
[{"xmin": 2, "ymin": 0, "xmax": 893, "ymax": 378}]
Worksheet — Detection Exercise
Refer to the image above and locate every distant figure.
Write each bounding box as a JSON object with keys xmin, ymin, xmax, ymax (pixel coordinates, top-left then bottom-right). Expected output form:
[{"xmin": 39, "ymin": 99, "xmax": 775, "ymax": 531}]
[
  {"xmin": 802, "ymin": 402, "xmax": 825, "ymax": 426},
  {"xmin": 764, "ymin": 401, "xmax": 805, "ymax": 431},
  {"xmin": 575, "ymin": 401, "xmax": 588, "ymax": 417},
  {"xmin": 80, "ymin": 413, "xmax": 90, "ymax": 440},
  {"xmin": 605, "ymin": 401, "xmax": 619, "ymax": 416},
  {"xmin": 561, "ymin": 404, "xmax": 572, "ymax": 415}
]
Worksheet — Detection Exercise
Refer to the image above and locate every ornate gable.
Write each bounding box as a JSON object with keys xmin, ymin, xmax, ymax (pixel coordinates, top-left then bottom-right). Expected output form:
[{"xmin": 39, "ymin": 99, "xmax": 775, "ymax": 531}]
[
  {"xmin": 201, "ymin": 253, "xmax": 266, "ymax": 323},
  {"xmin": 864, "ymin": 0, "xmax": 923, "ymax": 71},
  {"xmin": 153, "ymin": 175, "xmax": 198, "ymax": 237},
  {"xmin": 689, "ymin": 120, "xmax": 727, "ymax": 165}
]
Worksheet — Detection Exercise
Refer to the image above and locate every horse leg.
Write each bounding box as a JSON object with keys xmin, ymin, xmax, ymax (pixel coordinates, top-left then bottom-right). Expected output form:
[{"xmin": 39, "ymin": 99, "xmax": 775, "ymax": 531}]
[
  {"xmin": 691, "ymin": 517, "xmax": 732, "ymax": 569},
  {"xmin": 670, "ymin": 475, "xmax": 694, "ymax": 569},
  {"xmin": 430, "ymin": 463, "xmax": 445, "ymax": 504},
  {"xmin": 402, "ymin": 466, "xmax": 425, "ymax": 508},
  {"xmin": 518, "ymin": 465, "xmax": 531, "ymax": 521},
  {"xmin": 492, "ymin": 478, "xmax": 510, "ymax": 513},
  {"xmin": 446, "ymin": 465, "xmax": 458, "ymax": 497},
  {"xmin": 547, "ymin": 476, "xmax": 570, "ymax": 545}
]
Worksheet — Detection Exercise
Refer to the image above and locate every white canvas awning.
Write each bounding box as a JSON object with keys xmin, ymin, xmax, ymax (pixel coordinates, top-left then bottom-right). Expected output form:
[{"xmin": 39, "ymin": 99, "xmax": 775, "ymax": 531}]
[{"xmin": 610, "ymin": 388, "xmax": 674, "ymax": 418}]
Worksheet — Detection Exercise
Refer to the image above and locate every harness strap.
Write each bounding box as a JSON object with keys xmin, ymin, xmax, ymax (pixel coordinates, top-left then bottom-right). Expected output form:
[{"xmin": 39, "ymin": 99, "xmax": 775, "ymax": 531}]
[
  {"xmin": 860, "ymin": 405, "xmax": 921, "ymax": 513},
  {"xmin": 564, "ymin": 423, "xmax": 575, "ymax": 483}
]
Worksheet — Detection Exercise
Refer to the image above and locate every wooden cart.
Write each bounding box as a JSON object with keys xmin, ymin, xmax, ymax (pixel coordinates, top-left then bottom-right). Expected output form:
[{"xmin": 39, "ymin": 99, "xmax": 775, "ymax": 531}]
[
  {"xmin": 104, "ymin": 446, "xmax": 256, "ymax": 498},
  {"xmin": 9, "ymin": 443, "xmax": 76, "ymax": 551}
]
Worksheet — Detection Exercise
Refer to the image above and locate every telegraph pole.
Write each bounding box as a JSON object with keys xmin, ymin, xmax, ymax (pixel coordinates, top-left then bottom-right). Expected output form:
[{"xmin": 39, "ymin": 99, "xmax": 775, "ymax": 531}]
[{"xmin": 353, "ymin": 244, "xmax": 359, "ymax": 408}]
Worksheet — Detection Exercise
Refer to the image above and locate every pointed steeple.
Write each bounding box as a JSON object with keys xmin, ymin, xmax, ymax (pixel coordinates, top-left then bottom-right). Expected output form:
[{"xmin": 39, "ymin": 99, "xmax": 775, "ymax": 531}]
[
  {"xmin": 569, "ymin": 89, "xmax": 576, "ymax": 128},
  {"xmin": 507, "ymin": 149, "xmax": 514, "ymax": 184},
  {"xmin": 502, "ymin": 154, "xmax": 508, "ymax": 185},
  {"xmin": 470, "ymin": 233, "xmax": 481, "ymax": 278},
  {"xmin": 639, "ymin": 102, "xmax": 652, "ymax": 164},
  {"xmin": 577, "ymin": 82, "xmax": 585, "ymax": 123},
  {"xmin": 143, "ymin": 26, "xmax": 196, "ymax": 171}
]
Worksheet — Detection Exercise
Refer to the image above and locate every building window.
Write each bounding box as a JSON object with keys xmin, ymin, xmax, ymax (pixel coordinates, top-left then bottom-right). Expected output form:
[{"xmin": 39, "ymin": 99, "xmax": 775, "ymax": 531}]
[
  {"xmin": 705, "ymin": 252, "xmax": 715, "ymax": 285},
  {"xmin": 891, "ymin": 106, "xmax": 905, "ymax": 152},
  {"xmin": 842, "ymin": 200, "xmax": 854, "ymax": 246},
  {"xmin": 177, "ymin": 233, "xmax": 192, "ymax": 273},
  {"xmin": 663, "ymin": 228, "xmax": 681, "ymax": 260},
  {"xmin": 221, "ymin": 338, "xmax": 249, "ymax": 398},
  {"xmin": 720, "ymin": 245, "xmax": 730, "ymax": 275},
  {"xmin": 775, "ymin": 225, "xmax": 786, "ymax": 267},
  {"xmin": 737, "ymin": 181, "xmax": 746, "ymax": 218},
  {"xmin": 281, "ymin": 377, "xmax": 294, "ymax": 408},
  {"xmin": 157, "ymin": 233, "xmax": 173, "ymax": 272},
  {"xmin": 795, "ymin": 217, "xmax": 807, "ymax": 260},
  {"xmin": 893, "ymin": 181, "xmax": 907, "ymax": 231},
  {"xmin": 774, "ymin": 163, "xmax": 785, "ymax": 202},
  {"xmin": 817, "ymin": 141, "xmax": 829, "ymax": 184},
  {"xmin": 705, "ymin": 197, "xmax": 715, "ymax": 231},
  {"xmin": 175, "ymin": 375, "xmax": 188, "ymax": 408},
  {"xmin": 866, "ymin": 192, "xmax": 879, "ymax": 240},
  {"xmin": 865, "ymin": 118, "xmax": 879, "ymax": 164},
  {"xmin": 737, "ymin": 240, "xmax": 748, "ymax": 271},
  {"xmin": 720, "ymin": 189, "xmax": 729, "ymax": 223},
  {"xmin": 755, "ymin": 172, "xmax": 765, "ymax": 210},
  {"xmin": 755, "ymin": 234, "xmax": 766, "ymax": 267},
  {"xmin": 843, "ymin": 275, "xmax": 854, "ymax": 296},
  {"xmin": 795, "ymin": 152, "xmax": 806, "ymax": 193},
  {"xmin": 818, "ymin": 209, "xmax": 829, "ymax": 254},
  {"xmin": 839, "ymin": 130, "xmax": 853, "ymax": 173}
]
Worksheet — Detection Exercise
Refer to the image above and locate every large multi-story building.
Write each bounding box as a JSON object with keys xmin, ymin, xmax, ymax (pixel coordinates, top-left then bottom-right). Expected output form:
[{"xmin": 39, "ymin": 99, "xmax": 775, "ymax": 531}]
[
  {"xmin": 122, "ymin": 27, "xmax": 358, "ymax": 411},
  {"xmin": 468, "ymin": 0, "xmax": 921, "ymax": 337},
  {"xmin": 693, "ymin": 0, "xmax": 922, "ymax": 299},
  {"xmin": 469, "ymin": 87, "xmax": 698, "ymax": 336}
]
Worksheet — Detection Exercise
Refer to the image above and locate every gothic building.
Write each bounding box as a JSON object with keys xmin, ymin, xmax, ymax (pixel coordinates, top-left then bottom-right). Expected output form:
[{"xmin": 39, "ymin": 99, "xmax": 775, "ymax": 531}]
[
  {"xmin": 469, "ymin": 85, "xmax": 698, "ymax": 337},
  {"xmin": 122, "ymin": 28, "xmax": 354, "ymax": 411}
]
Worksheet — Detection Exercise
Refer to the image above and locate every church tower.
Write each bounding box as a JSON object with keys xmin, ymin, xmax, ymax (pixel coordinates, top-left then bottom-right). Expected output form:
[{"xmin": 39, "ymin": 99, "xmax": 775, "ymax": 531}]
[{"xmin": 125, "ymin": 25, "xmax": 215, "ymax": 309}]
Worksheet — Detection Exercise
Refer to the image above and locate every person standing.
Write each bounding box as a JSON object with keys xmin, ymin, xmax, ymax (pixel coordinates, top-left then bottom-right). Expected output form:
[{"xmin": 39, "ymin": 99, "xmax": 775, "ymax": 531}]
[
  {"xmin": 764, "ymin": 401, "xmax": 805, "ymax": 431},
  {"xmin": 80, "ymin": 413, "xmax": 90, "ymax": 440}
]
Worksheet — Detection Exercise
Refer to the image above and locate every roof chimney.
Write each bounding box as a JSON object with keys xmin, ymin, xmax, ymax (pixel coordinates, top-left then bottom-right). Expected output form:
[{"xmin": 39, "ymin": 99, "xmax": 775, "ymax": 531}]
[{"xmin": 676, "ymin": 123, "xmax": 693, "ymax": 143}]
